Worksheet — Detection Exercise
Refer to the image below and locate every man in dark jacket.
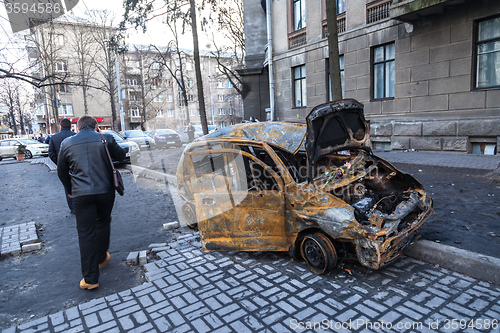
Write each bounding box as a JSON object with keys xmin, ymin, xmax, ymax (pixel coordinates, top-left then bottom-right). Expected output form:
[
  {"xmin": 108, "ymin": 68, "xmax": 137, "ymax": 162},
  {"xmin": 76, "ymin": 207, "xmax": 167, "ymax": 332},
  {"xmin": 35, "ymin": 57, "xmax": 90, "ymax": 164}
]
[
  {"xmin": 57, "ymin": 116, "xmax": 126, "ymax": 290},
  {"xmin": 49, "ymin": 119, "xmax": 76, "ymax": 212}
]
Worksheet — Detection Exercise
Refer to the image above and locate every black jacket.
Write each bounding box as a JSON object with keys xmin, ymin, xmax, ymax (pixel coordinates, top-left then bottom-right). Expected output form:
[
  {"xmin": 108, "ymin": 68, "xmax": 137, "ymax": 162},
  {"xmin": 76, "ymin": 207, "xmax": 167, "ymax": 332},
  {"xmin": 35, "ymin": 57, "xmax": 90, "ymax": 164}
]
[
  {"xmin": 48, "ymin": 128, "xmax": 76, "ymax": 164},
  {"xmin": 57, "ymin": 126, "xmax": 126, "ymax": 198}
]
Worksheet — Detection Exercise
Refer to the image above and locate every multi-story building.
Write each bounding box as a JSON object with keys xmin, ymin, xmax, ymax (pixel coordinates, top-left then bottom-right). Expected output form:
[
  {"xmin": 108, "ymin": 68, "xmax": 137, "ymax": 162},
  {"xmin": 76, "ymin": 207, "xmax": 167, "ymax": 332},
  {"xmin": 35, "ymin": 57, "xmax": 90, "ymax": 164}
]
[
  {"xmin": 27, "ymin": 17, "xmax": 118, "ymax": 134},
  {"xmin": 242, "ymin": 0, "xmax": 500, "ymax": 155},
  {"xmin": 120, "ymin": 46, "xmax": 243, "ymax": 131},
  {"xmin": 27, "ymin": 18, "xmax": 243, "ymax": 135}
]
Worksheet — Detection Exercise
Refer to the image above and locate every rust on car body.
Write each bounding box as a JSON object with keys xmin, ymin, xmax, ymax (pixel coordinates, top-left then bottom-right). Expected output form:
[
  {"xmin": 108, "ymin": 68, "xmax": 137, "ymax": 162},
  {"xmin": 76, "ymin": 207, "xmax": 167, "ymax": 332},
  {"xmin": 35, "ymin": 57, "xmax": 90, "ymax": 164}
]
[{"xmin": 177, "ymin": 99, "xmax": 433, "ymax": 274}]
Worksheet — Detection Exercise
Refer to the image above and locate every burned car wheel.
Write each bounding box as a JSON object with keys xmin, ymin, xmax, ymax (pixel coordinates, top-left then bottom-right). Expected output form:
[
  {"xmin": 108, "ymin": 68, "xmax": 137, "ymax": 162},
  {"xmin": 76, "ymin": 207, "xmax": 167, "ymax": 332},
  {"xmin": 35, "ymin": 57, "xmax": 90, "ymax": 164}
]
[
  {"xmin": 300, "ymin": 233, "xmax": 337, "ymax": 275},
  {"xmin": 182, "ymin": 203, "xmax": 197, "ymax": 229}
]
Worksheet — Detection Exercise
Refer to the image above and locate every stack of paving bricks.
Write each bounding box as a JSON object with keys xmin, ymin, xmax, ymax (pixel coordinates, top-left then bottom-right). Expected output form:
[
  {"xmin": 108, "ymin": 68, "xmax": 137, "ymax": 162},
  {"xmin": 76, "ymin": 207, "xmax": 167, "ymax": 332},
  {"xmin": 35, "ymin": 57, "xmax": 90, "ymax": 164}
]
[{"xmin": 0, "ymin": 222, "xmax": 41, "ymax": 257}]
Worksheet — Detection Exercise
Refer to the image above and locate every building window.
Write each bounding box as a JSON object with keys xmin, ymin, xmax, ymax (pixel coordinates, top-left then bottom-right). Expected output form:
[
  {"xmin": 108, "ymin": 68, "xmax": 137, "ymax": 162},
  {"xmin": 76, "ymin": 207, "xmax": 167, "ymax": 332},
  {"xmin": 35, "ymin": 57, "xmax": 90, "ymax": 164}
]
[
  {"xmin": 36, "ymin": 103, "xmax": 44, "ymax": 115},
  {"xmin": 188, "ymin": 80, "xmax": 194, "ymax": 88},
  {"xmin": 189, "ymin": 109, "xmax": 195, "ymax": 116},
  {"xmin": 127, "ymin": 60, "xmax": 140, "ymax": 68},
  {"xmin": 52, "ymin": 34, "xmax": 64, "ymax": 46},
  {"xmin": 188, "ymin": 94, "xmax": 195, "ymax": 102},
  {"xmin": 327, "ymin": 55, "xmax": 345, "ymax": 101},
  {"xmin": 157, "ymin": 109, "xmax": 164, "ymax": 117},
  {"xmin": 217, "ymin": 81, "xmax": 224, "ymax": 88},
  {"xmin": 186, "ymin": 62, "xmax": 193, "ymax": 71},
  {"xmin": 227, "ymin": 81, "xmax": 233, "ymax": 88},
  {"xmin": 167, "ymin": 95, "xmax": 173, "ymax": 102},
  {"xmin": 293, "ymin": 65, "xmax": 307, "ymax": 107},
  {"xmin": 58, "ymin": 104, "xmax": 73, "ymax": 116},
  {"xmin": 228, "ymin": 108, "xmax": 234, "ymax": 115},
  {"xmin": 337, "ymin": 0, "xmax": 345, "ymax": 14},
  {"xmin": 150, "ymin": 62, "xmax": 161, "ymax": 70},
  {"xmin": 55, "ymin": 60, "xmax": 68, "ymax": 72},
  {"xmin": 166, "ymin": 79, "xmax": 172, "ymax": 87},
  {"xmin": 373, "ymin": 43, "xmax": 395, "ymax": 99},
  {"xmin": 293, "ymin": 0, "xmax": 306, "ymax": 31},
  {"xmin": 218, "ymin": 94, "xmax": 225, "ymax": 102},
  {"xmin": 131, "ymin": 108, "xmax": 140, "ymax": 117},
  {"xmin": 475, "ymin": 16, "xmax": 500, "ymax": 89},
  {"xmin": 153, "ymin": 94, "xmax": 163, "ymax": 102},
  {"xmin": 127, "ymin": 78, "xmax": 138, "ymax": 86},
  {"xmin": 56, "ymin": 83, "xmax": 71, "ymax": 93},
  {"xmin": 151, "ymin": 78, "xmax": 161, "ymax": 89},
  {"xmin": 218, "ymin": 108, "xmax": 225, "ymax": 115},
  {"xmin": 167, "ymin": 110, "xmax": 174, "ymax": 117}
]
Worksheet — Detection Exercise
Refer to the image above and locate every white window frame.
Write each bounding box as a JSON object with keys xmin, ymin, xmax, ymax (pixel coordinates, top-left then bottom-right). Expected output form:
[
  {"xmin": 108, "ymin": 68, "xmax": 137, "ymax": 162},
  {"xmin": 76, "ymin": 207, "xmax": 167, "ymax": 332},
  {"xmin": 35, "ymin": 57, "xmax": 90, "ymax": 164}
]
[
  {"xmin": 131, "ymin": 108, "xmax": 140, "ymax": 117},
  {"xmin": 58, "ymin": 104, "xmax": 73, "ymax": 116}
]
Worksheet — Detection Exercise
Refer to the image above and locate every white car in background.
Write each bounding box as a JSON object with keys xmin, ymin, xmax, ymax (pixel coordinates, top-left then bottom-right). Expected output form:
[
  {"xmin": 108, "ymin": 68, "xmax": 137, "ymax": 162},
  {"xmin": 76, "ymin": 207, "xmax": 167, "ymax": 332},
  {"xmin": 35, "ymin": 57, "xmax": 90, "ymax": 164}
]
[{"xmin": 0, "ymin": 138, "xmax": 49, "ymax": 160}]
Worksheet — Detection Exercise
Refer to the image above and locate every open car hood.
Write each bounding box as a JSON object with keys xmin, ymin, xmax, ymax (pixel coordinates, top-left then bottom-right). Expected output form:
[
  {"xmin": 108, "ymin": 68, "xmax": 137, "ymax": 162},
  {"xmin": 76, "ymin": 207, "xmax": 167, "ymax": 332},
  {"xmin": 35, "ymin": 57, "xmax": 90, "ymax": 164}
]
[{"xmin": 305, "ymin": 99, "xmax": 372, "ymax": 177}]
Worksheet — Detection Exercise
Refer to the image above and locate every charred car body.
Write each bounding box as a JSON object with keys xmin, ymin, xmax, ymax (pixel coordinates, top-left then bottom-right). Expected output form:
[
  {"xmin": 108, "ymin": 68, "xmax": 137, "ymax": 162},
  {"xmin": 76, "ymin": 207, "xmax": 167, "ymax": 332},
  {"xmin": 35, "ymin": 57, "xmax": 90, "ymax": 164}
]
[{"xmin": 177, "ymin": 99, "xmax": 432, "ymax": 274}]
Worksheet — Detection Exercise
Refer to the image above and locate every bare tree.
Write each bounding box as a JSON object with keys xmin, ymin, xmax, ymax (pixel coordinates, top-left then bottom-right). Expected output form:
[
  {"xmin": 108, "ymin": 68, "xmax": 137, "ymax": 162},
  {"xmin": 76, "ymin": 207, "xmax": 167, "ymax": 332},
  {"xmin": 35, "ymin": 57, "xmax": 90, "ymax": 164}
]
[
  {"xmin": 86, "ymin": 10, "xmax": 122, "ymax": 131},
  {"xmin": 207, "ymin": 0, "xmax": 244, "ymax": 95},
  {"xmin": 0, "ymin": 79, "xmax": 33, "ymax": 135},
  {"xmin": 67, "ymin": 19, "xmax": 100, "ymax": 115},
  {"xmin": 149, "ymin": 19, "xmax": 192, "ymax": 124},
  {"xmin": 122, "ymin": 0, "xmax": 214, "ymax": 134}
]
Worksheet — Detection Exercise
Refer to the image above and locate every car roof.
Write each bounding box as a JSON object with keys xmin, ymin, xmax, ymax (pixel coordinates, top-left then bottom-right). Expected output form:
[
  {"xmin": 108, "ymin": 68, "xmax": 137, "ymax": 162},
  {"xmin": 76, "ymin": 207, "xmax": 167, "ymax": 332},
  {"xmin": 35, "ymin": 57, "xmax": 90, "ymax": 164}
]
[{"xmin": 201, "ymin": 122, "xmax": 307, "ymax": 154}]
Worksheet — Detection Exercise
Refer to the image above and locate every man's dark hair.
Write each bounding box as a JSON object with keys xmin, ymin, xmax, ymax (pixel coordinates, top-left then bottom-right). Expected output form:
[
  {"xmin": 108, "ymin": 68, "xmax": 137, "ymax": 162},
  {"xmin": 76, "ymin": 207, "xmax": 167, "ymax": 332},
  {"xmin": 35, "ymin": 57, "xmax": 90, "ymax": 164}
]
[
  {"xmin": 77, "ymin": 116, "xmax": 97, "ymax": 130},
  {"xmin": 60, "ymin": 118, "xmax": 71, "ymax": 129}
]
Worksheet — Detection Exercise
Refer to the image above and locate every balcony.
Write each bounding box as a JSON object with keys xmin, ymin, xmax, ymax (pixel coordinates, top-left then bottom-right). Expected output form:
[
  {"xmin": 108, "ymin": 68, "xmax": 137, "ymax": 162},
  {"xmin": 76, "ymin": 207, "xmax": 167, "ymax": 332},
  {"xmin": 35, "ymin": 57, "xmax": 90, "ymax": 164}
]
[
  {"xmin": 390, "ymin": 0, "xmax": 466, "ymax": 22},
  {"xmin": 367, "ymin": 0, "xmax": 392, "ymax": 24},
  {"xmin": 288, "ymin": 29, "xmax": 307, "ymax": 49},
  {"xmin": 322, "ymin": 13, "xmax": 346, "ymax": 39}
]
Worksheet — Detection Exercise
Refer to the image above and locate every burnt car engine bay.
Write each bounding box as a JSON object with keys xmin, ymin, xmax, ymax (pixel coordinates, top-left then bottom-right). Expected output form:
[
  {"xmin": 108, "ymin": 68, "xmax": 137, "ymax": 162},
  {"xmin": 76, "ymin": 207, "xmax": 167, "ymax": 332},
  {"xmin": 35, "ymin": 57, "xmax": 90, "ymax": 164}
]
[{"xmin": 311, "ymin": 149, "xmax": 431, "ymax": 238}]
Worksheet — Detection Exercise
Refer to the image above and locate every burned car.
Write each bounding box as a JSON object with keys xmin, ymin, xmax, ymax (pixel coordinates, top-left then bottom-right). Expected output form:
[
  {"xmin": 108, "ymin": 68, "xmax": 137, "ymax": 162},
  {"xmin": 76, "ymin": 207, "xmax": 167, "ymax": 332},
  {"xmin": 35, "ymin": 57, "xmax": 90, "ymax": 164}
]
[{"xmin": 177, "ymin": 99, "xmax": 432, "ymax": 274}]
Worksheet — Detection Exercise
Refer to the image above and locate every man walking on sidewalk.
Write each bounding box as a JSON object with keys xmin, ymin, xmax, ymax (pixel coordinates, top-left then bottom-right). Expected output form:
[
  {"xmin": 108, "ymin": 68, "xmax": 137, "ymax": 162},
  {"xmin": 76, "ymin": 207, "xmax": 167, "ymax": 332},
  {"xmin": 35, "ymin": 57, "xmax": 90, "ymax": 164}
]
[
  {"xmin": 57, "ymin": 116, "xmax": 125, "ymax": 290},
  {"xmin": 49, "ymin": 118, "xmax": 76, "ymax": 213}
]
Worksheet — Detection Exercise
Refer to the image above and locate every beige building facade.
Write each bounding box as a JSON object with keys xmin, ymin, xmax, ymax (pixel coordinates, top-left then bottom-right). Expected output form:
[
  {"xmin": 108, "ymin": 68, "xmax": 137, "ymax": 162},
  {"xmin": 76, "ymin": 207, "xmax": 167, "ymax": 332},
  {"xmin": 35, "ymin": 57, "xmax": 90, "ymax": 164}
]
[{"xmin": 242, "ymin": 0, "xmax": 500, "ymax": 155}]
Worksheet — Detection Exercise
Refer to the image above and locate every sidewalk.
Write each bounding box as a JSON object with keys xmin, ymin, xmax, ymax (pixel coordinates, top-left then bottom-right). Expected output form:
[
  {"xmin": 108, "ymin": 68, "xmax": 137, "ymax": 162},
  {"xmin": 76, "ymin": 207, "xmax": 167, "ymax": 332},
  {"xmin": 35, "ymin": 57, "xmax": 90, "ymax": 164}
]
[{"xmin": 375, "ymin": 150, "xmax": 499, "ymax": 170}]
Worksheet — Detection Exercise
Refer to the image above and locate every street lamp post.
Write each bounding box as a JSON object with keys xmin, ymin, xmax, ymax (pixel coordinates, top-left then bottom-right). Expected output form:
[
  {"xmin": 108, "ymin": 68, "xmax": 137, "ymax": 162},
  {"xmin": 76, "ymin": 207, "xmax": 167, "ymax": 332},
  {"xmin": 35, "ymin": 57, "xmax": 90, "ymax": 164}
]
[{"xmin": 208, "ymin": 55, "xmax": 215, "ymax": 126}]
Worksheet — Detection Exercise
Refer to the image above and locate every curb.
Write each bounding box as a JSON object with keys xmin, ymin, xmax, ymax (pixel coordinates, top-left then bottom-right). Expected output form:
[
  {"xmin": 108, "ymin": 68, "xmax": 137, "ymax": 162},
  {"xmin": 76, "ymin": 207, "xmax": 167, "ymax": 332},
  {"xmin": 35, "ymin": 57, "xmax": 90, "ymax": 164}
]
[
  {"xmin": 404, "ymin": 239, "xmax": 500, "ymax": 285},
  {"xmin": 118, "ymin": 163, "xmax": 500, "ymax": 284}
]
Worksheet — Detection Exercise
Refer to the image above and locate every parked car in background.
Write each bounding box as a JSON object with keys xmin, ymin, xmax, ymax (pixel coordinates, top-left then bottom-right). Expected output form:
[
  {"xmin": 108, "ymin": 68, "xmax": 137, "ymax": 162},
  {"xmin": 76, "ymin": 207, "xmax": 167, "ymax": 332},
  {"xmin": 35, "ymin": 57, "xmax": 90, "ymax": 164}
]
[
  {"xmin": 120, "ymin": 130, "xmax": 155, "ymax": 150},
  {"xmin": 0, "ymin": 138, "xmax": 49, "ymax": 160},
  {"xmin": 150, "ymin": 129, "xmax": 182, "ymax": 148},
  {"xmin": 176, "ymin": 99, "xmax": 433, "ymax": 275},
  {"xmin": 178, "ymin": 125, "xmax": 203, "ymax": 143},
  {"xmin": 101, "ymin": 130, "xmax": 140, "ymax": 164}
]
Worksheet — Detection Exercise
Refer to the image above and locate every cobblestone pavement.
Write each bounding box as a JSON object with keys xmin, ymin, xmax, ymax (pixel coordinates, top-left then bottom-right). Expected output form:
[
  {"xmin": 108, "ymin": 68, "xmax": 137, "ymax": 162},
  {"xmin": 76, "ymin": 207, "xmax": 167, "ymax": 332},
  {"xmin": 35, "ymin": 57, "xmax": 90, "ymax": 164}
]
[
  {"xmin": 0, "ymin": 222, "xmax": 40, "ymax": 257},
  {"xmin": 5, "ymin": 233, "xmax": 499, "ymax": 333}
]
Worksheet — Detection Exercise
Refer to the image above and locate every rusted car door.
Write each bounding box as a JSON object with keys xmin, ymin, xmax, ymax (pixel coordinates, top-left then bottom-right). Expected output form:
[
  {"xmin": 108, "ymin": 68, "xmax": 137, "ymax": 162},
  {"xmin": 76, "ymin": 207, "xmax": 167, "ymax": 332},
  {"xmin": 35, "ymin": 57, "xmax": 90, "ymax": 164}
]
[{"xmin": 192, "ymin": 144, "xmax": 288, "ymax": 252}]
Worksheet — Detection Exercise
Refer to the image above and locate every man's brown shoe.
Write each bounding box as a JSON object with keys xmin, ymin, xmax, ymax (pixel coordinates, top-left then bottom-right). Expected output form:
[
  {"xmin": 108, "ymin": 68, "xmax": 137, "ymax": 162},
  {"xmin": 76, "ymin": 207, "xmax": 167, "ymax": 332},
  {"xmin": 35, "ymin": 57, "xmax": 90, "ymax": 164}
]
[
  {"xmin": 99, "ymin": 252, "xmax": 110, "ymax": 269},
  {"xmin": 80, "ymin": 279, "xmax": 99, "ymax": 290}
]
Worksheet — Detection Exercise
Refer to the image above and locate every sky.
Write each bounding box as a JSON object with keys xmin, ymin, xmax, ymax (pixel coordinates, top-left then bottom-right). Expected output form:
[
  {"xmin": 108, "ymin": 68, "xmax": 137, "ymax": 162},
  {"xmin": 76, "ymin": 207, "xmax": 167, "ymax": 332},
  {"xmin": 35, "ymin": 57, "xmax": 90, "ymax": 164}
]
[{"xmin": 0, "ymin": 0, "xmax": 219, "ymax": 49}]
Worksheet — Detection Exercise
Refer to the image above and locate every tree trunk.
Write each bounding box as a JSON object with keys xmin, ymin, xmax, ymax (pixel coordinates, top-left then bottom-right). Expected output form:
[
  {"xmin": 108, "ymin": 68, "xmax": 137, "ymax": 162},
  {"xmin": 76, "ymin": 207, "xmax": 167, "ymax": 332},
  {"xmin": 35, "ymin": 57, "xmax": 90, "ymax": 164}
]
[
  {"xmin": 327, "ymin": 0, "xmax": 342, "ymax": 101},
  {"xmin": 16, "ymin": 91, "xmax": 25, "ymax": 134},
  {"xmin": 189, "ymin": 0, "xmax": 208, "ymax": 135}
]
